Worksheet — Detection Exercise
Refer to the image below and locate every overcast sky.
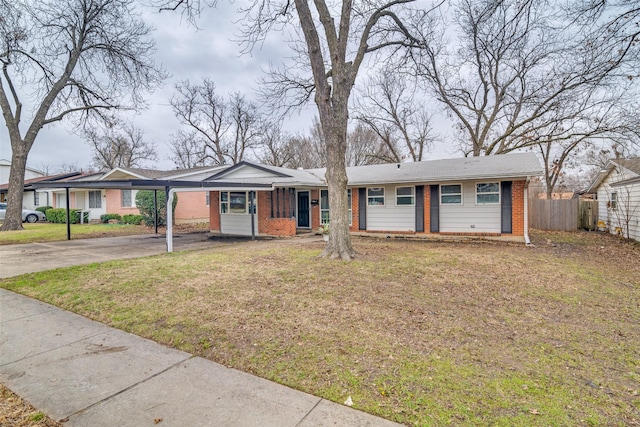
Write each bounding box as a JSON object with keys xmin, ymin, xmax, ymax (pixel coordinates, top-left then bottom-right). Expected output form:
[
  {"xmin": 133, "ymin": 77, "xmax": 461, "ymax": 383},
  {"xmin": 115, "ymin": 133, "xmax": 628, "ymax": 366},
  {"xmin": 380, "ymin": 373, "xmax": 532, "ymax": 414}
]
[
  {"xmin": 0, "ymin": 3, "xmax": 306, "ymax": 172},
  {"xmin": 0, "ymin": 2, "xmax": 453, "ymax": 173}
]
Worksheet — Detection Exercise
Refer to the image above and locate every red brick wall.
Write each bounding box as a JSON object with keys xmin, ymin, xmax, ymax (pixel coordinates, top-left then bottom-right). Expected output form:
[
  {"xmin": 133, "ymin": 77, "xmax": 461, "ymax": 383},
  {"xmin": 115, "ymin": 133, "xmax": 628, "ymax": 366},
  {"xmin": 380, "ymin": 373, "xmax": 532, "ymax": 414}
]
[
  {"xmin": 256, "ymin": 191, "xmax": 297, "ymax": 236},
  {"xmin": 310, "ymin": 189, "xmax": 321, "ymax": 231},
  {"xmin": 423, "ymin": 185, "xmax": 431, "ymax": 234},
  {"xmin": 511, "ymin": 180, "xmax": 526, "ymax": 236},
  {"xmin": 209, "ymin": 191, "xmax": 220, "ymax": 231},
  {"xmin": 349, "ymin": 188, "xmax": 359, "ymax": 231}
]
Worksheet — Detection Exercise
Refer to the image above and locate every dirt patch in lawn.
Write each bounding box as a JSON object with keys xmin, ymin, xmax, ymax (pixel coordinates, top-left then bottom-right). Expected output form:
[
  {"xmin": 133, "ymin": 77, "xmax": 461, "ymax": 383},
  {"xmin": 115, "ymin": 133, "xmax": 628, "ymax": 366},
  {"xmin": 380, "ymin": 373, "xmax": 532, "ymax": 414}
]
[
  {"xmin": 2, "ymin": 230, "xmax": 639, "ymax": 426},
  {"xmin": 0, "ymin": 384, "xmax": 61, "ymax": 427}
]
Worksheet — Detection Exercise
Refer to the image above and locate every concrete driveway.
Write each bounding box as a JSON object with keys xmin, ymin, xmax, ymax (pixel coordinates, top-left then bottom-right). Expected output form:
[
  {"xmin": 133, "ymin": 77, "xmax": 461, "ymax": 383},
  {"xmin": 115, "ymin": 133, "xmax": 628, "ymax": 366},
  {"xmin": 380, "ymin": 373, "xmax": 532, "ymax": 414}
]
[{"xmin": 0, "ymin": 232, "xmax": 224, "ymax": 278}]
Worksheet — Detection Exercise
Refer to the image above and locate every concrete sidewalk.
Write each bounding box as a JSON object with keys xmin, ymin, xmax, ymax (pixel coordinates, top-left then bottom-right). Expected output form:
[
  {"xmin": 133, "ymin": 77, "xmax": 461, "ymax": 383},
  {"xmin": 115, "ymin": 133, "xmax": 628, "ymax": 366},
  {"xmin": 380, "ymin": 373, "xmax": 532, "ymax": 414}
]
[
  {"xmin": 1, "ymin": 231, "xmax": 401, "ymax": 427},
  {"xmin": 0, "ymin": 289, "xmax": 400, "ymax": 426}
]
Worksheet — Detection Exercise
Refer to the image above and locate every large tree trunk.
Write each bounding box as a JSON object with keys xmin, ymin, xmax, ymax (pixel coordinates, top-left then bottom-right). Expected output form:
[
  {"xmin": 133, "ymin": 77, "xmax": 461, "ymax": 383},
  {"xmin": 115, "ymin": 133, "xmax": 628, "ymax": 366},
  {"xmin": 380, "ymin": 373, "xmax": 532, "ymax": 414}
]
[
  {"xmin": 0, "ymin": 144, "xmax": 29, "ymax": 231},
  {"xmin": 318, "ymin": 93, "xmax": 356, "ymax": 260}
]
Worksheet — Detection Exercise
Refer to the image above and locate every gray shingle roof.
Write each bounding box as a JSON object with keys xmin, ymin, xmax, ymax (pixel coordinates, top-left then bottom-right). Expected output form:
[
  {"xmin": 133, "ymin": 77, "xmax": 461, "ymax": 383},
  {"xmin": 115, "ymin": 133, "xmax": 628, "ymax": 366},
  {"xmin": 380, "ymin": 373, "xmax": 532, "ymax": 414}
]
[
  {"xmin": 614, "ymin": 158, "xmax": 640, "ymax": 175},
  {"xmin": 209, "ymin": 153, "xmax": 542, "ymax": 187},
  {"xmin": 315, "ymin": 152, "xmax": 543, "ymax": 186}
]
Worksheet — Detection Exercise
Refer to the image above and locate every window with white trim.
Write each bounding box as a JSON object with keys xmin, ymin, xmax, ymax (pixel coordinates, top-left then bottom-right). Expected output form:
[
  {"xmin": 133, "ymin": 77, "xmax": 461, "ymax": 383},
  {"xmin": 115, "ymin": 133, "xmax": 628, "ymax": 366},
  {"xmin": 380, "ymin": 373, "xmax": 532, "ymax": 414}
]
[
  {"xmin": 610, "ymin": 192, "xmax": 617, "ymax": 210},
  {"xmin": 121, "ymin": 190, "xmax": 134, "ymax": 207},
  {"xmin": 476, "ymin": 182, "xmax": 500, "ymax": 204},
  {"xmin": 34, "ymin": 192, "xmax": 40, "ymax": 207},
  {"xmin": 441, "ymin": 184, "xmax": 462, "ymax": 204},
  {"xmin": 206, "ymin": 192, "xmax": 210, "ymax": 206},
  {"xmin": 367, "ymin": 187, "xmax": 385, "ymax": 206},
  {"xmin": 220, "ymin": 191, "xmax": 247, "ymax": 214},
  {"xmin": 88, "ymin": 190, "xmax": 102, "ymax": 209},
  {"xmin": 320, "ymin": 189, "xmax": 351, "ymax": 225},
  {"xmin": 396, "ymin": 186, "xmax": 415, "ymax": 206}
]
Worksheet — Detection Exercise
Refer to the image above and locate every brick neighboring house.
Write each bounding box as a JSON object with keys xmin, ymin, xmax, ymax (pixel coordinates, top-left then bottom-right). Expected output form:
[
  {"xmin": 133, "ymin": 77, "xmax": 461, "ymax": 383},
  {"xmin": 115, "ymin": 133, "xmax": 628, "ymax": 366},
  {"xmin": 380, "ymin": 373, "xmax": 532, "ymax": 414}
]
[
  {"xmin": 48, "ymin": 166, "xmax": 226, "ymax": 223},
  {"xmin": 204, "ymin": 153, "xmax": 543, "ymax": 242}
]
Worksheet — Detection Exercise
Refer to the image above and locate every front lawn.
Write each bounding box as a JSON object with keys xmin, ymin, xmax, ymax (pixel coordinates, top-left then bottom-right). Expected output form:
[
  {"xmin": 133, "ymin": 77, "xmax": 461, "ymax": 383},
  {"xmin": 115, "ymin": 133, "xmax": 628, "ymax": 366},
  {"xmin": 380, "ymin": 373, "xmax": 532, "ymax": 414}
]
[
  {"xmin": 0, "ymin": 223, "xmax": 150, "ymax": 245},
  {"xmin": 1, "ymin": 231, "xmax": 638, "ymax": 426}
]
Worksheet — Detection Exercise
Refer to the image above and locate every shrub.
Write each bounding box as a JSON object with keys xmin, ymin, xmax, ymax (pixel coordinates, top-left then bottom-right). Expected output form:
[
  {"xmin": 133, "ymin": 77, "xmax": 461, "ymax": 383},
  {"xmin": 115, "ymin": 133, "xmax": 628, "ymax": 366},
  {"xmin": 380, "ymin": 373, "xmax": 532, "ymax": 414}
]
[
  {"xmin": 36, "ymin": 206, "xmax": 52, "ymax": 214},
  {"xmin": 122, "ymin": 214, "xmax": 144, "ymax": 225},
  {"xmin": 100, "ymin": 213, "xmax": 122, "ymax": 224},
  {"xmin": 45, "ymin": 208, "xmax": 86, "ymax": 224},
  {"xmin": 135, "ymin": 190, "xmax": 178, "ymax": 226}
]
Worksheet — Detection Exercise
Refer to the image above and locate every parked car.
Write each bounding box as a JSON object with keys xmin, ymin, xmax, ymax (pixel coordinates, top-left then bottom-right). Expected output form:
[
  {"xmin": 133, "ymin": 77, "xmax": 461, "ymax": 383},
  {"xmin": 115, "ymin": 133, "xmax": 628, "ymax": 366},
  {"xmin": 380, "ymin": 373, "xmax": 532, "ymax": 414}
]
[{"xmin": 0, "ymin": 203, "xmax": 46, "ymax": 223}]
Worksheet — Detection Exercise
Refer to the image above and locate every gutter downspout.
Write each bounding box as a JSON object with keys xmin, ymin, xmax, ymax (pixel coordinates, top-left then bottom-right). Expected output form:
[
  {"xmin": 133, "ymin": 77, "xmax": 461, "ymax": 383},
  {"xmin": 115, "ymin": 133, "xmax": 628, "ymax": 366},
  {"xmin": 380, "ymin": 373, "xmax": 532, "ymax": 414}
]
[
  {"xmin": 166, "ymin": 188, "xmax": 176, "ymax": 253},
  {"xmin": 524, "ymin": 177, "xmax": 531, "ymax": 246}
]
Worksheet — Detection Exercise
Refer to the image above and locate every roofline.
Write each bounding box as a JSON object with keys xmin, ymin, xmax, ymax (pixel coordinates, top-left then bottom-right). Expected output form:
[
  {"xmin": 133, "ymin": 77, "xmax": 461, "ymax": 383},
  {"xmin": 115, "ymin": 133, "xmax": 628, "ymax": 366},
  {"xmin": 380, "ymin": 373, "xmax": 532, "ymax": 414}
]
[
  {"xmin": 30, "ymin": 180, "xmax": 274, "ymax": 191},
  {"xmin": 205, "ymin": 161, "xmax": 292, "ymax": 181},
  {"xmin": 350, "ymin": 173, "xmax": 539, "ymax": 187},
  {"xmin": 610, "ymin": 175, "xmax": 640, "ymax": 187},
  {"xmin": 165, "ymin": 165, "xmax": 228, "ymax": 179}
]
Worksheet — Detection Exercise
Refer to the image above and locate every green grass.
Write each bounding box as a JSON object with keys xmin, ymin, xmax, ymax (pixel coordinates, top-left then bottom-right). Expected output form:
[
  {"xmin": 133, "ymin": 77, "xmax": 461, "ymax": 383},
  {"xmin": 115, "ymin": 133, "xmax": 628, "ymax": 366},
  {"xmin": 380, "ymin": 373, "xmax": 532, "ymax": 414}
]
[
  {"xmin": 1, "ymin": 230, "xmax": 639, "ymax": 426},
  {"xmin": 0, "ymin": 222, "xmax": 148, "ymax": 245}
]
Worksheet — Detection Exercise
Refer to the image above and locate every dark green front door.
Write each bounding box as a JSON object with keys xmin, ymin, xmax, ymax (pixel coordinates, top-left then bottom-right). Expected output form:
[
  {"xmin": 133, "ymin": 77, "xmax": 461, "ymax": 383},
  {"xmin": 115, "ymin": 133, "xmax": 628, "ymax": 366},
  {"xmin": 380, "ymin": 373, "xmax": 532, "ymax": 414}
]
[{"xmin": 297, "ymin": 191, "xmax": 310, "ymax": 228}]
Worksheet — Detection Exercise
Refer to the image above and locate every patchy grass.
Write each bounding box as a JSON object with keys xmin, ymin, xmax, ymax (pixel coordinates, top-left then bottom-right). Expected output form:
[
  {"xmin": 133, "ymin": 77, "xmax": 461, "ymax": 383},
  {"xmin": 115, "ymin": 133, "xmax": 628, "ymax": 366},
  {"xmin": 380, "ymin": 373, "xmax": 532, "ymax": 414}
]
[
  {"xmin": 0, "ymin": 384, "xmax": 61, "ymax": 427},
  {"xmin": 0, "ymin": 223, "xmax": 150, "ymax": 245},
  {"xmin": 1, "ymin": 230, "xmax": 639, "ymax": 426}
]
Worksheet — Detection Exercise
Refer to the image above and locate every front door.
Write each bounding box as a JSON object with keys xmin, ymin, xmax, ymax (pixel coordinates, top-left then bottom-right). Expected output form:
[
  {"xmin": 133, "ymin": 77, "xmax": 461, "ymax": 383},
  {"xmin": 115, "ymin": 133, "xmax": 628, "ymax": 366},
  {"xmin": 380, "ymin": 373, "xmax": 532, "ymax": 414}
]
[{"xmin": 297, "ymin": 191, "xmax": 310, "ymax": 228}]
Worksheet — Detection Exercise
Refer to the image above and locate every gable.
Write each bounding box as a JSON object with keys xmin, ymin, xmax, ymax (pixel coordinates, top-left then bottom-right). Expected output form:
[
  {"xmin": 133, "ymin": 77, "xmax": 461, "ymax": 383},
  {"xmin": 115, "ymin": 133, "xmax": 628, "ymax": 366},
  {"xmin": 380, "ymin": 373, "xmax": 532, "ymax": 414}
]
[
  {"xmin": 208, "ymin": 163, "xmax": 290, "ymax": 181},
  {"xmin": 101, "ymin": 169, "xmax": 148, "ymax": 180}
]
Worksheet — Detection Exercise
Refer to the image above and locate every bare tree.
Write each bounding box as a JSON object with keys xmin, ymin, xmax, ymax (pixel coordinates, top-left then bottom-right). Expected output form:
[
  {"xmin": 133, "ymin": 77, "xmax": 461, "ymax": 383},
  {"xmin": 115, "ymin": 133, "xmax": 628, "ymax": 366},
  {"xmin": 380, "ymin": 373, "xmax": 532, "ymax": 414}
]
[
  {"xmin": 244, "ymin": 0, "xmax": 439, "ymax": 259},
  {"xmin": 87, "ymin": 120, "xmax": 158, "ymax": 171},
  {"xmin": 356, "ymin": 71, "xmax": 436, "ymax": 162},
  {"xmin": 170, "ymin": 79, "xmax": 228, "ymax": 165},
  {"xmin": 0, "ymin": 0, "xmax": 165, "ymax": 230},
  {"xmin": 411, "ymin": 0, "xmax": 640, "ymax": 159},
  {"xmin": 346, "ymin": 123, "xmax": 396, "ymax": 166},
  {"xmin": 168, "ymin": 130, "xmax": 211, "ymax": 169},
  {"xmin": 228, "ymin": 92, "xmax": 262, "ymax": 164},
  {"xmin": 170, "ymin": 79, "xmax": 263, "ymax": 165}
]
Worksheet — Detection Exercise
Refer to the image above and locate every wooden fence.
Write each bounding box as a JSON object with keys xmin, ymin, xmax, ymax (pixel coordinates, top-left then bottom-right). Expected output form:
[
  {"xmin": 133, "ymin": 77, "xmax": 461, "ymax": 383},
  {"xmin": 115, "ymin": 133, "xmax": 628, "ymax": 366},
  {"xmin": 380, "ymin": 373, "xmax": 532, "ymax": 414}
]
[{"xmin": 528, "ymin": 198, "xmax": 599, "ymax": 231}]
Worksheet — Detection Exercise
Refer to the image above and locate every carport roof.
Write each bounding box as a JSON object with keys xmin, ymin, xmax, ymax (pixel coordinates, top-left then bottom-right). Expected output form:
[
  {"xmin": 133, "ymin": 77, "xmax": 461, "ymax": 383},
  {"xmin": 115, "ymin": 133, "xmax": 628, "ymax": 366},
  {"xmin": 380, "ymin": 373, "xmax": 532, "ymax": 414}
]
[{"xmin": 30, "ymin": 179, "xmax": 273, "ymax": 191}]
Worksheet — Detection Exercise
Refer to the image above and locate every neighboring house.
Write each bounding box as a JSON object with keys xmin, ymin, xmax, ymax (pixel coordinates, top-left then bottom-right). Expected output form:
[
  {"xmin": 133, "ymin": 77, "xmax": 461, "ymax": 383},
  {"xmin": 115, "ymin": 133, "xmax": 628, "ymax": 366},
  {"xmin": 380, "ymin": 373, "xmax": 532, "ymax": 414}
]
[
  {"xmin": 203, "ymin": 153, "xmax": 543, "ymax": 242},
  {"xmin": 587, "ymin": 158, "xmax": 640, "ymax": 241},
  {"xmin": 0, "ymin": 172, "xmax": 82, "ymax": 208},
  {"xmin": 0, "ymin": 159, "xmax": 46, "ymax": 203},
  {"xmin": 48, "ymin": 166, "xmax": 227, "ymax": 222}
]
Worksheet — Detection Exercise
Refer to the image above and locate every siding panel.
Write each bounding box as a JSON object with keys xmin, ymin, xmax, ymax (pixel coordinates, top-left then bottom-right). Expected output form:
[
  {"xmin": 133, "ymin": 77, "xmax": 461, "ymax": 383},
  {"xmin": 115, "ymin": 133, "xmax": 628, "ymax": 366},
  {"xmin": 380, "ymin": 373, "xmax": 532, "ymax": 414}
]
[
  {"xmin": 440, "ymin": 182, "xmax": 501, "ymax": 233},
  {"xmin": 366, "ymin": 185, "xmax": 415, "ymax": 231},
  {"xmin": 221, "ymin": 214, "xmax": 258, "ymax": 235}
]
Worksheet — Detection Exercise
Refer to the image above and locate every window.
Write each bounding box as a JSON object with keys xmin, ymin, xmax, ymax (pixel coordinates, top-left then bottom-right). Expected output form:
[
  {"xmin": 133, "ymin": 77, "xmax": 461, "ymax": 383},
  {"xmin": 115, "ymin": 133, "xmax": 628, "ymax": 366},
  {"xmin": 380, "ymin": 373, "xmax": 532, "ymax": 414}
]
[
  {"xmin": 34, "ymin": 192, "xmax": 40, "ymax": 207},
  {"xmin": 89, "ymin": 191, "xmax": 102, "ymax": 209},
  {"xmin": 367, "ymin": 187, "xmax": 385, "ymax": 206},
  {"xmin": 396, "ymin": 186, "xmax": 415, "ymax": 206},
  {"xmin": 476, "ymin": 182, "xmax": 500, "ymax": 204},
  {"xmin": 610, "ymin": 192, "xmax": 617, "ymax": 210},
  {"xmin": 206, "ymin": 192, "xmax": 210, "ymax": 206},
  {"xmin": 220, "ymin": 191, "xmax": 247, "ymax": 214},
  {"xmin": 121, "ymin": 190, "xmax": 134, "ymax": 207},
  {"xmin": 320, "ymin": 189, "xmax": 352, "ymax": 224},
  {"xmin": 441, "ymin": 184, "xmax": 462, "ymax": 204}
]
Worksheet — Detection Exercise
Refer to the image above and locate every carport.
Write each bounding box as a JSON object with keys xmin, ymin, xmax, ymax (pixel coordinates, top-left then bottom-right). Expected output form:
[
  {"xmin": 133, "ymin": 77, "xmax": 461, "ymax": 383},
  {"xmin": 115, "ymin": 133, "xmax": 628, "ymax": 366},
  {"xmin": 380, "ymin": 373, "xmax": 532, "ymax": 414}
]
[{"xmin": 31, "ymin": 179, "xmax": 272, "ymax": 252}]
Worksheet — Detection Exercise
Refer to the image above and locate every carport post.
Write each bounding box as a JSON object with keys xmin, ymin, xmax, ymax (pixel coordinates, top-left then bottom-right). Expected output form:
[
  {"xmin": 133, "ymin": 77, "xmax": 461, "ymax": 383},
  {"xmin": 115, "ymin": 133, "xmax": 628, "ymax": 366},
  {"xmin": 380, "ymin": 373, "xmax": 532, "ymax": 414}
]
[
  {"xmin": 153, "ymin": 190, "xmax": 158, "ymax": 234},
  {"xmin": 166, "ymin": 188, "xmax": 176, "ymax": 252},
  {"xmin": 250, "ymin": 191, "xmax": 255, "ymax": 240},
  {"xmin": 65, "ymin": 187, "xmax": 71, "ymax": 241}
]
